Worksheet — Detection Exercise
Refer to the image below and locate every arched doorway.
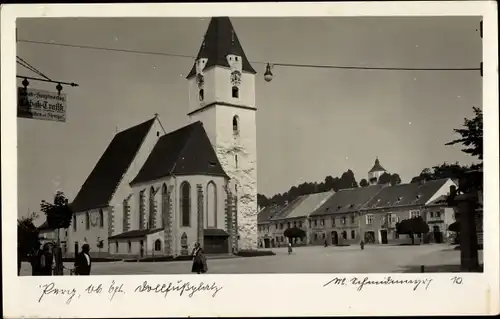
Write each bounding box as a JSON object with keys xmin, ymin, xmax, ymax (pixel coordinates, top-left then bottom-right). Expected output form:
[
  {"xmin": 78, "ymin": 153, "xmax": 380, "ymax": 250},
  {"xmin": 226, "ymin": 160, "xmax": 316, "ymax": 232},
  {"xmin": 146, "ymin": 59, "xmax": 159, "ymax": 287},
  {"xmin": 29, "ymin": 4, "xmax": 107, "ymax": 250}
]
[
  {"xmin": 263, "ymin": 238, "xmax": 270, "ymax": 248},
  {"xmin": 364, "ymin": 231, "xmax": 375, "ymax": 244},
  {"xmin": 433, "ymin": 225, "xmax": 443, "ymax": 243},
  {"xmin": 331, "ymin": 231, "xmax": 339, "ymax": 245}
]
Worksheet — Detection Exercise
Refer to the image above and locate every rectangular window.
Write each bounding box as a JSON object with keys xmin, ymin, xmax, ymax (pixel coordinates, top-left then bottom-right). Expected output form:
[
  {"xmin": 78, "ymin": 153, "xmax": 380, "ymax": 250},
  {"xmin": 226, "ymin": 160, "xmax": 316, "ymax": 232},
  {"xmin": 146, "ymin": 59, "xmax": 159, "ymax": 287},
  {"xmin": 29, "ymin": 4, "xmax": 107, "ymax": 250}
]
[
  {"xmin": 332, "ymin": 217, "xmax": 335, "ymax": 225},
  {"xmin": 342, "ymin": 217, "xmax": 346, "ymax": 224},
  {"xmin": 430, "ymin": 211, "xmax": 434, "ymax": 218},
  {"xmin": 366, "ymin": 214, "xmax": 374, "ymax": 225},
  {"xmin": 320, "ymin": 219, "xmax": 325, "ymax": 226},
  {"xmin": 299, "ymin": 221, "xmax": 303, "ymax": 228},
  {"xmin": 351, "ymin": 215, "xmax": 356, "ymax": 224},
  {"xmin": 351, "ymin": 230, "xmax": 356, "ymax": 239},
  {"xmin": 314, "ymin": 220, "xmax": 318, "ymax": 227},
  {"xmin": 410, "ymin": 210, "xmax": 420, "ymax": 219},
  {"xmin": 287, "ymin": 222, "xmax": 291, "ymax": 229},
  {"xmin": 293, "ymin": 221, "xmax": 297, "ymax": 228},
  {"xmin": 436, "ymin": 211, "xmax": 441, "ymax": 218}
]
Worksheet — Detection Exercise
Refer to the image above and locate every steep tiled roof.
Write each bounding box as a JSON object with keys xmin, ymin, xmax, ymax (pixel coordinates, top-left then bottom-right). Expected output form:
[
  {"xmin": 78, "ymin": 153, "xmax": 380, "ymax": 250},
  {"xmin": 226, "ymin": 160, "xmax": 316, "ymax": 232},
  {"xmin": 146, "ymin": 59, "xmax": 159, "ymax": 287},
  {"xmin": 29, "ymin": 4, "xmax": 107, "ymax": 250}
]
[
  {"xmin": 71, "ymin": 118, "xmax": 155, "ymax": 212},
  {"xmin": 187, "ymin": 17, "xmax": 256, "ymax": 78},
  {"xmin": 272, "ymin": 191, "xmax": 335, "ymax": 220},
  {"xmin": 257, "ymin": 204, "xmax": 283, "ymax": 224},
  {"xmin": 369, "ymin": 157, "xmax": 386, "ymax": 173},
  {"xmin": 311, "ymin": 185, "xmax": 386, "ymax": 216},
  {"xmin": 131, "ymin": 121, "xmax": 227, "ymax": 185},
  {"xmin": 109, "ymin": 228, "xmax": 163, "ymax": 240},
  {"xmin": 363, "ymin": 178, "xmax": 451, "ymax": 210}
]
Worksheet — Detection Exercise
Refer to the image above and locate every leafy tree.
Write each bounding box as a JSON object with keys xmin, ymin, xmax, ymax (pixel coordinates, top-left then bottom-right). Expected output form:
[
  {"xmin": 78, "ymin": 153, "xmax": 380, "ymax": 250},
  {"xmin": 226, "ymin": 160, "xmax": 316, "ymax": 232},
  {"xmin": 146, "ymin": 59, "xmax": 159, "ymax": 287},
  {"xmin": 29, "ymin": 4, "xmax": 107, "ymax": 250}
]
[
  {"xmin": 283, "ymin": 227, "xmax": 306, "ymax": 241},
  {"xmin": 359, "ymin": 179, "xmax": 369, "ymax": 187},
  {"xmin": 389, "ymin": 173, "xmax": 402, "ymax": 186},
  {"xmin": 445, "ymin": 106, "xmax": 483, "ymax": 160},
  {"xmin": 396, "ymin": 216, "xmax": 429, "ymax": 245},
  {"xmin": 18, "ymin": 213, "xmax": 41, "ymax": 274},
  {"xmin": 40, "ymin": 191, "xmax": 73, "ymax": 245},
  {"xmin": 410, "ymin": 162, "xmax": 476, "ymax": 185}
]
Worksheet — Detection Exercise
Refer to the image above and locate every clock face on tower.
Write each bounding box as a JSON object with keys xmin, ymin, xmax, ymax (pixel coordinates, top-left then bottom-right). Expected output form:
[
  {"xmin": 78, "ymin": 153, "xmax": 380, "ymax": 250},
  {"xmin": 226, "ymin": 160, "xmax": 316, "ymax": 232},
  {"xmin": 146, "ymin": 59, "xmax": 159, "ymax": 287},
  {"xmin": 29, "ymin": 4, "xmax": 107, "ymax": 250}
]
[
  {"xmin": 196, "ymin": 74, "xmax": 205, "ymax": 88},
  {"xmin": 230, "ymin": 71, "xmax": 242, "ymax": 86}
]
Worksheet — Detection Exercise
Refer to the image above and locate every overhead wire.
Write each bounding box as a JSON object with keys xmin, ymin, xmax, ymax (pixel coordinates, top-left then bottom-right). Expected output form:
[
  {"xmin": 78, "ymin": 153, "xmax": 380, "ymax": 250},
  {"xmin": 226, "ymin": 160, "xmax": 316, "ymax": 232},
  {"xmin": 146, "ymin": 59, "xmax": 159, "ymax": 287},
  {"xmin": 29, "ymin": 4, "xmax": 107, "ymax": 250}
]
[
  {"xmin": 18, "ymin": 39, "xmax": 480, "ymax": 72},
  {"xmin": 16, "ymin": 55, "xmax": 52, "ymax": 80}
]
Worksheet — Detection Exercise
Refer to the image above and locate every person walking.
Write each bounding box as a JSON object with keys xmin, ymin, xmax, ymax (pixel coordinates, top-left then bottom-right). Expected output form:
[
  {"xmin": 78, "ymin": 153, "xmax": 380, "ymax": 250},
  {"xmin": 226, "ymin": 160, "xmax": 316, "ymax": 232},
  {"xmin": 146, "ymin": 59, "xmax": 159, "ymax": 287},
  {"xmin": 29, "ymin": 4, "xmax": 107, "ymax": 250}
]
[
  {"xmin": 39, "ymin": 243, "xmax": 54, "ymax": 276},
  {"xmin": 360, "ymin": 239, "xmax": 365, "ymax": 250},
  {"xmin": 288, "ymin": 242, "xmax": 293, "ymax": 255},
  {"xmin": 74, "ymin": 243, "xmax": 92, "ymax": 275},
  {"xmin": 191, "ymin": 242, "xmax": 207, "ymax": 274}
]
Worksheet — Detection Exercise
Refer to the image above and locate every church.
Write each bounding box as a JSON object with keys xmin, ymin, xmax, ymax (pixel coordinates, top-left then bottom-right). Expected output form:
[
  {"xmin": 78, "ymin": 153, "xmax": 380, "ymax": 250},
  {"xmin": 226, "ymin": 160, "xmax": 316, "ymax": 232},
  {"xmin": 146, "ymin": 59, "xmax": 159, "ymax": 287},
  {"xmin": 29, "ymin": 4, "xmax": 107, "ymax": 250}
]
[{"xmin": 68, "ymin": 17, "xmax": 258, "ymax": 258}]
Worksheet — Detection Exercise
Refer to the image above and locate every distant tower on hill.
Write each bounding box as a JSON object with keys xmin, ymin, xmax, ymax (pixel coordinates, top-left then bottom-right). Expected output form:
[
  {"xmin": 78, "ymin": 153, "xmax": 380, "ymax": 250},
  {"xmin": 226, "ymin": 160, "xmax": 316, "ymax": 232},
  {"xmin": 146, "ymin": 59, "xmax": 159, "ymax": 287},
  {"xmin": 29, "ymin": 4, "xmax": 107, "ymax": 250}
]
[{"xmin": 368, "ymin": 157, "xmax": 387, "ymax": 185}]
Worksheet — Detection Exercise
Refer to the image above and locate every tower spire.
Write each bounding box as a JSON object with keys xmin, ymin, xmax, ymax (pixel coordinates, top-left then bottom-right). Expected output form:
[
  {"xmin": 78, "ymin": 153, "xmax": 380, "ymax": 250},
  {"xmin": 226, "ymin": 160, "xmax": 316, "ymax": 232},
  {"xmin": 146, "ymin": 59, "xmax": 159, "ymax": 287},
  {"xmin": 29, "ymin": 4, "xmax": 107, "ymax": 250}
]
[{"xmin": 186, "ymin": 17, "xmax": 256, "ymax": 78}]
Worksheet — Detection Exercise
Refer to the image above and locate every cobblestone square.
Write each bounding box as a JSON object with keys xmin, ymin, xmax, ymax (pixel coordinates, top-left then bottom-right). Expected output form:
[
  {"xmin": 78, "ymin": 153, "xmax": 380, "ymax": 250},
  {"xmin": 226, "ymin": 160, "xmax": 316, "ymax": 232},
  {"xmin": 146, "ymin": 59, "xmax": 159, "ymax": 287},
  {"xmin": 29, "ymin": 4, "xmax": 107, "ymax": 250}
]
[{"xmin": 20, "ymin": 244, "xmax": 482, "ymax": 275}]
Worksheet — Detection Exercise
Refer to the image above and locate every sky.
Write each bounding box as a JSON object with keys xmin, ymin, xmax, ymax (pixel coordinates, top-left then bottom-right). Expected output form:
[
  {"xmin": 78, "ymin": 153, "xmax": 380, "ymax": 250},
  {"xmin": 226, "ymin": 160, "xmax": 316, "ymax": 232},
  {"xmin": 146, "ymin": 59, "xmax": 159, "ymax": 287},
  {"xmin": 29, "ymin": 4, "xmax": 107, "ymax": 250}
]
[{"xmin": 16, "ymin": 16, "xmax": 482, "ymax": 221}]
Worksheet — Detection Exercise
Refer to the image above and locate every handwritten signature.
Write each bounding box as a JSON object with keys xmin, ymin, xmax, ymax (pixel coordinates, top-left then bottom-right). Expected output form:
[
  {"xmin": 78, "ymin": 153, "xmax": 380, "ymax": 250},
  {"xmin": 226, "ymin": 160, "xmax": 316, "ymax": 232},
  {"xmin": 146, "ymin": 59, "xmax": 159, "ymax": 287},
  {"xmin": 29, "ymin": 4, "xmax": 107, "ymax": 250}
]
[
  {"xmin": 135, "ymin": 280, "xmax": 223, "ymax": 298},
  {"xmin": 323, "ymin": 276, "xmax": 433, "ymax": 291}
]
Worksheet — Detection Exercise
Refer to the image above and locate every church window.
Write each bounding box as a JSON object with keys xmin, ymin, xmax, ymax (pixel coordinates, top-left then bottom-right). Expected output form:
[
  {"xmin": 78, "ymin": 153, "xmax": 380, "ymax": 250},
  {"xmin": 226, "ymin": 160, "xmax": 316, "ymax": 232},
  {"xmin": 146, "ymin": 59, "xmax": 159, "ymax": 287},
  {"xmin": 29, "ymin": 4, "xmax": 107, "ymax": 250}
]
[
  {"xmin": 116, "ymin": 241, "xmax": 119, "ymax": 253},
  {"xmin": 139, "ymin": 190, "xmax": 145, "ymax": 230},
  {"xmin": 123, "ymin": 199, "xmax": 129, "ymax": 232},
  {"xmin": 85, "ymin": 212, "xmax": 90, "ymax": 230},
  {"xmin": 206, "ymin": 181, "xmax": 217, "ymax": 228},
  {"xmin": 232, "ymin": 86, "xmax": 239, "ymax": 98},
  {"xmin": 161, "ymin": 184, "xmax": 168, "ymax": 228},
  {"xmin": 154, "ymin": 239, "xmax": 162, "ymax": 251},
  {"xmin": 235, "ymin": 154, "xmax": 238, "ymax": 168},
  {"xmin": 73, "ymin": 214, "xmax": 77, "ymax": 231},
  {"xmin": 180, "ymin": 182, "xmax": 191, "ymax": 227},
  {"xmin": 232, "ymin": 115, "xmax": 239, "ymax": 134},
  {"xmin": 99, "ymin": 209, "xmax": 104, "ymax": 228},
  {"xmin": 149, "ymin": 187, "xmax": 156, "ymax": 229},
  {"xmin": 199, "ymin": 89, "xmax": 204, "ymax": 101}
]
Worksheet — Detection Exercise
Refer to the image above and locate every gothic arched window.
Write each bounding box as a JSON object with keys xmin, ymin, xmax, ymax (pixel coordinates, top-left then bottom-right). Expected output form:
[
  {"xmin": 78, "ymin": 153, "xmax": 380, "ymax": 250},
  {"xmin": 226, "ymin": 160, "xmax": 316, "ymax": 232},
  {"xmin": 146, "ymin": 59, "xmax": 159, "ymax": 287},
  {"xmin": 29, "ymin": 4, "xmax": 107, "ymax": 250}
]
[
  {"xmin": 180, "ymin": 182, "xmax": 191, "ymax": 227},
  {"xmin": 127, "ymin": 240, "xmax": 131, "ymax": 253},
  {"xmin": 99, "ymin": 209, "xmax": 104, "ymax": 228},
  {"xmin": 149, "ymin": 187, "xmax": 156, "ymax": 229},
  {"xmin": 199, "ymin": 89, "xmax": 204, "ymax": 101},
  {"xmin": 154, "ymin": 239, "xmax": 162, "ymax": 251},
  {"xmin": 123, "ymin": 199, "xmax": 129, "ymax": 232},
  {"xmin": 139, "ymin": 190, "xmax": 145, "ymax": 230},
  {"xmin": 161, "ymin": 184, "xmax": 168, "ymax": 229},
  {"xmin": 85, "ymin": 212, "xmax": 90, "ymax": 230},
  {"xmin": 232, "ymin": 115, "xmax": 239, "ymax": 134},
  {"xmin": 232, "ymin": 86, "xmax": 239, "ymax": 98},
  {"xmin": 206, "ymin": 181, "xmax": 217, "ymax": 228},
  {"xmin": 73, "ymin": 214, "xmax": 77, "ymax": 232}
]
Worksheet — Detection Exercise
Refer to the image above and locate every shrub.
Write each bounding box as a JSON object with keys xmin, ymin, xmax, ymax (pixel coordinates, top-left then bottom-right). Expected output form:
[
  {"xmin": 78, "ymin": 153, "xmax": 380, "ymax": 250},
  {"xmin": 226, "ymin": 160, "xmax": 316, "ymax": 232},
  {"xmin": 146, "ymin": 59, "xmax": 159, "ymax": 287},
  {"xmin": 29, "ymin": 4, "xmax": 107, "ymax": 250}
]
[{"xmin": 236, "ymin": 250, "xmax": 276, "ymax": 257}]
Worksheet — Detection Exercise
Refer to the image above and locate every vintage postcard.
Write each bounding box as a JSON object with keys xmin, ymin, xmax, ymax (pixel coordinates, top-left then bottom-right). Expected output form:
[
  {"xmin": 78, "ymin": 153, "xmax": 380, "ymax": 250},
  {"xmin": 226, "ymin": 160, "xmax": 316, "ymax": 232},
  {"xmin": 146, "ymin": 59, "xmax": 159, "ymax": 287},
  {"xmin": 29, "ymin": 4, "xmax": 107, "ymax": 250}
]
[{"xmin": 1, "ymin": 1, "xmax": 499, "ymax": 317}]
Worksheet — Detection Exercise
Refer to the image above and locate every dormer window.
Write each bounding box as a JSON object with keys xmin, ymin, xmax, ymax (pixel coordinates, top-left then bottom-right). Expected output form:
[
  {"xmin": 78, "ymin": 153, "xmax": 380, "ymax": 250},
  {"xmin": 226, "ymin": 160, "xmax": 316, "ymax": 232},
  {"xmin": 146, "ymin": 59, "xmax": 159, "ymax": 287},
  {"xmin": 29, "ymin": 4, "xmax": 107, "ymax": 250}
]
[
  {"xmin": 232, "ymin": 86, "xmax": 239, "ymax": 98},
  {"xmin": 199, "ymin": 89, "xmax": 204, "ymax": 101}
]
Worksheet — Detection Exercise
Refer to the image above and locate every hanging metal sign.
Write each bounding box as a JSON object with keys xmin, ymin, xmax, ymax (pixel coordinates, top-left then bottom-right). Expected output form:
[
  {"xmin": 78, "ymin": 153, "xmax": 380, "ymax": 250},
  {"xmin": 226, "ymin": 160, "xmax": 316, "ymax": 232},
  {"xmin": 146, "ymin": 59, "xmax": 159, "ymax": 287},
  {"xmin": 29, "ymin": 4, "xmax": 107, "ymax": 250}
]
[{"xmin": 17, "ymin": 87, "xmax": 67, "ymax": 123}]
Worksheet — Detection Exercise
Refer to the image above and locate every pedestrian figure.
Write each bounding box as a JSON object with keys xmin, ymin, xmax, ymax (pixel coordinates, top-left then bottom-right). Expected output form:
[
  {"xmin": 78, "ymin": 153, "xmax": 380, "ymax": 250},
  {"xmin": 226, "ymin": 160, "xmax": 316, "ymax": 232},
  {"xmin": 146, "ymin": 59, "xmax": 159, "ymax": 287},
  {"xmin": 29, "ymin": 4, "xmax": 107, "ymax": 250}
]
[
  {"xmin": 74, "ymin": 243, "xmax": 92, "ymax": 275},
  {"xmin": 288, "ymin": 242, "xmax": 293, "ymax": 255},
  {"xmin": 39, "ymin": 243, "xmax": 54, "ymax": 276},
  {"xmin": 324, "ymin": 239, "xmax": 328, "ymax": 247},
  {"xmin": 191, "ymin": 242, "xmax": 207, "ymax": 274},
  {"xmin": 360, "ymin": 240, "xmax": 365, "ymax": 250}
]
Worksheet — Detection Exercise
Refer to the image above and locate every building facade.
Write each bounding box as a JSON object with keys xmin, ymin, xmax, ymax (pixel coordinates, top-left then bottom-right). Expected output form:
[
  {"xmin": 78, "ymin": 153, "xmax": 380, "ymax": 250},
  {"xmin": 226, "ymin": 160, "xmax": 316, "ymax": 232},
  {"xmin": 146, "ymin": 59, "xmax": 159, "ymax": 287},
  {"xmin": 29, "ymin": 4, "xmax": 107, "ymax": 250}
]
[
  {"xmin": 258, "ymin": 178, "xmax": 457, "ymax": 247},
  {"xmin": 68, "ymin": 17, "xmax": 258, "ymax": 258}
]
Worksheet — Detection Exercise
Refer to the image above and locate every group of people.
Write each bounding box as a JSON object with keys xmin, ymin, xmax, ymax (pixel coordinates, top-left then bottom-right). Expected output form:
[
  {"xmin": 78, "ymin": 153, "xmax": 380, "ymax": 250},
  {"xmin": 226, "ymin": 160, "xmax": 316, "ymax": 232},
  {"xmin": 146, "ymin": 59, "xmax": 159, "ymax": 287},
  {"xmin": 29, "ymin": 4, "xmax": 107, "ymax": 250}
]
[{"xmin": 25, "ymin": 242, "xmax": 92, "ymax": 276}]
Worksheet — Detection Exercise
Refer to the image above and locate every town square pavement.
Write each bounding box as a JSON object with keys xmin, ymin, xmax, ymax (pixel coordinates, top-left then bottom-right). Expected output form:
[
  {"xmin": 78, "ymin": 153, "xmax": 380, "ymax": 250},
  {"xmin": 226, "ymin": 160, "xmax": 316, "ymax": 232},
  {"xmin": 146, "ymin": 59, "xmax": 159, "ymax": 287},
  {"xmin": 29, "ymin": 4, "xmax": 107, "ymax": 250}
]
[{"xmin": 19, "ymin": 244, "xmax": 483, "ymax": 275}]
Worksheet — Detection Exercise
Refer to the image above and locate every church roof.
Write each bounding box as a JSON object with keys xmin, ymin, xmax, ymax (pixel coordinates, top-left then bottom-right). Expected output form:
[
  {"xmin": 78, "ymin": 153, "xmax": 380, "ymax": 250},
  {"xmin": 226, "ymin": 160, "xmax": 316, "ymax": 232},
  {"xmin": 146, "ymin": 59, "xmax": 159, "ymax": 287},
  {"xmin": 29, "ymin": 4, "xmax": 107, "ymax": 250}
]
[
  {"xmin": 186, "ymin": 17, "xmax": 256, "ymax": 78},
  {"xmin": 368, "ymin": 157, "xmax": 386, "ymax": 173},
  {"xmin": 130, "ymin": 121, "xmax": 227, "ymax": 185},
  {"xmin": 70, "ymin": 118, "xmax": 155, "ymax": 213}
]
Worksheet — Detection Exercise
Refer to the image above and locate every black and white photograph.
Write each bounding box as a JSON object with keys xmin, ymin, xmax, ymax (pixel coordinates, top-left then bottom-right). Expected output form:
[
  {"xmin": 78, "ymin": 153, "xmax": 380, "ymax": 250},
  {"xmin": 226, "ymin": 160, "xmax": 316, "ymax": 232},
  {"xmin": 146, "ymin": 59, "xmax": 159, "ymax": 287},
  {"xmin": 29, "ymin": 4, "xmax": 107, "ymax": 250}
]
[{"xmin": 2, "ymin": 2, "xmax": 499, "ymax": 317}]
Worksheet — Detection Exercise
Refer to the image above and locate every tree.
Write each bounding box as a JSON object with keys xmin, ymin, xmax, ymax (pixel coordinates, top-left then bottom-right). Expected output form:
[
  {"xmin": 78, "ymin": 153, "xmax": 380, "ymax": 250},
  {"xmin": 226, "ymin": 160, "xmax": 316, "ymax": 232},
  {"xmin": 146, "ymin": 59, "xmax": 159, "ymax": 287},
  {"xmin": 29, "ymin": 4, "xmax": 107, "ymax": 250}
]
[
  {"xmin": 389, "ymin": 173, "xmax": 402, "ymax": 186},
  {"xmin": 283, "ymin": 227, "xmax": 306, "ymax": 242},
  {"xmin": 359, "ymin": 179, "xmax": 369, "ymax": 187},
  {"xmin": 18, "ymin": 213, "xmax": 41, "ymax": 275},
  {"xmin": 396, "ymin": 216, "xmax": 430, "ymax": 245},
  {"xmin": 40, "ymin": 191, "xmax": 74, "ymax": 243},
  {"xmin": 410, "ymin": 162, "xmax": 474, "ymax": 185},
  {"xmin": 445, "ymin": 106, "xmax": 483, "ymax": 160}
]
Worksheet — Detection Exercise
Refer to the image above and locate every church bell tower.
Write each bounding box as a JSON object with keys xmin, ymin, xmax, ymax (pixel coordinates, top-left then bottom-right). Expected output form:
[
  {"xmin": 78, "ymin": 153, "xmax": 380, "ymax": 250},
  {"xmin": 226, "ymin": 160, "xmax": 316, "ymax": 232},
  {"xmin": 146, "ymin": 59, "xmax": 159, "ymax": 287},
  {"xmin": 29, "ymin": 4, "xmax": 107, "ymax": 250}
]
[{"xmin": 186, "ymin": 17, "xmax": 258, "ymax": 250}]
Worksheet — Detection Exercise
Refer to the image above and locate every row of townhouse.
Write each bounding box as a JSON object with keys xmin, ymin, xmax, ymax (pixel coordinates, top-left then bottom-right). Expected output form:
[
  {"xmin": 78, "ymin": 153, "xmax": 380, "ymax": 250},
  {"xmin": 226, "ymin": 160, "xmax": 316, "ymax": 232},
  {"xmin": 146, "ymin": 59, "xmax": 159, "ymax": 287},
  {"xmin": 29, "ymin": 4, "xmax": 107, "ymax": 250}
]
[{"xmin": 258, "ymin": 178, "xmax": 457, "ymax": 247}]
